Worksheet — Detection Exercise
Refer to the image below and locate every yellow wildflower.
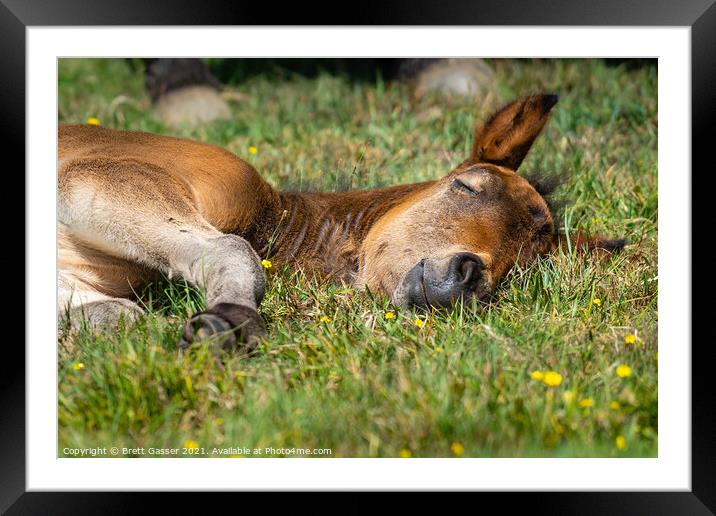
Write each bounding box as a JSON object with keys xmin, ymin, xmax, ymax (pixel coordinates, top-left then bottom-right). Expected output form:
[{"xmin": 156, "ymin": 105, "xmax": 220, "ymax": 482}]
[
  {"xmin": 86, "ymin": 116, "xmax": 101, "ymax": 126},
  {"xmin": 261, "ymin": 259, "xmax": 272, "ymax": 269},
  {"xmin": 72, "ymin": 362, "xmax": 85, "ymax": 371},
  {"xmin": 616, "ymin": 364, "xmax": 632, "ymax": 378},
  {"xmin": 578, "ymin": 398, "xmax": 594, "ymax": 408},
  {"xmin": 562, "ymin": 390, "xmax": 575, "ymax": 403},
  {"xmin": 450, "ymin": 442, "xmax": 465, "ymax": 457},
  {"xmin": 543, "ymin": 371, "xmax": 563, "ymax": 387},
  {"xmin": 434, "ymin": 346, "xmax": 443, "ymax": 354},
  {"xmin": 609, "ymin": 401, "xmax": 621, "ymax": 410},
  {"xmin": 384, "ymin": 311, "xmax": 396, "ymax": 320},
  {"xmin": 530, "ymin": 371, "xmax": 545, "ymax": 381},
  {"xmin": 183, "ymin": 440, "xmax": 199, "ymax": 450},
  {"xmin": 592, "ymin": 298, "xmax": 602, "ymax": 307},
  {"xmin": 414, "ymin": 318, "xmax": 424, "ymax": 328},
  {"xmin": 399, "ymin": 448, "xmax": 412, "ymax": 458},
  {"xmin": 624, "ymin": 334, "xmax": 637, "ymax": 345},
  {"xmin": 248, "ymin": 145, "xmax": 258, "ymax": 155},
  {"xmin": 319, "ymin": 315, "xmax": 331, "ymax": 323},
  {"xmin": 615, "ymin": 435, "xmax": 627, "ymax": 451}
]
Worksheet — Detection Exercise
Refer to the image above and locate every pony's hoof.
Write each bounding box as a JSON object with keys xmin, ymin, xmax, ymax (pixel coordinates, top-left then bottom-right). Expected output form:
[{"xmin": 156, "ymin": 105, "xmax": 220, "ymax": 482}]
[{"xmin": 179, "ymin": 303, "xmax": 265, "ymax": 355}]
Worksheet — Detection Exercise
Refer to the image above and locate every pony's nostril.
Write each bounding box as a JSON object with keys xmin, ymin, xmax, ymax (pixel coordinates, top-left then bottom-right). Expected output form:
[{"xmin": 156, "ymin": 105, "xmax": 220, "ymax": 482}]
[
  {"xmin": 451, "ymin": 253, "xmax": 483, "ymax": 285},
  {"xmin": 459, "ymin": 260, "xmax": 477, "ymax": 284}
]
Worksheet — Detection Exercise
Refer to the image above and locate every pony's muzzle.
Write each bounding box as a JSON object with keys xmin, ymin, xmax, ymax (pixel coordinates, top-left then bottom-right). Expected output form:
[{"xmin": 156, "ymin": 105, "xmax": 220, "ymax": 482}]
[{"xmin": 403, "ymin": 252, "xmax": 489, "ymax": 308}]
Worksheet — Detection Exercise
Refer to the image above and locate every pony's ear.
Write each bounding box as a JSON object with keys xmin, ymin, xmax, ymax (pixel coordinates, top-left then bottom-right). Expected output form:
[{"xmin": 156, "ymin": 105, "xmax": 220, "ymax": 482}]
[
  {"xmin": 470, "ymin": 93, "xmax": 558, "ymax": 171},
  {"xmin": 555, "ymin": 231, "xmax": 626, "ymax": 256}
]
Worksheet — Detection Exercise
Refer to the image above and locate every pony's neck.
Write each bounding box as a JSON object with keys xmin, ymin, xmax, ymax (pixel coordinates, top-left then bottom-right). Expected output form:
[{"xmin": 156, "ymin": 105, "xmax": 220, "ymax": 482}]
[{"xmin": 247, "ymin": 182, "xmax": 433, "ymax": 282}]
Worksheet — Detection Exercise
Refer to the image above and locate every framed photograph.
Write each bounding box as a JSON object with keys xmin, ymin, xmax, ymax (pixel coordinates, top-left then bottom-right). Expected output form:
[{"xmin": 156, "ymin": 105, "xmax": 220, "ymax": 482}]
[{"xmin": 6, "ymin": 0, "xmax": 709, "ymax": 511}]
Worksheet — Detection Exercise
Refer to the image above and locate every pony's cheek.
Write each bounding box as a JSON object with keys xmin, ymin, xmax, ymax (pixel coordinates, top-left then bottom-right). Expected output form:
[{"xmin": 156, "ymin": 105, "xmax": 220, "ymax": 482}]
[{"xmin": 354, "ymin": 246, "xmax": 410, "ymax": 301}]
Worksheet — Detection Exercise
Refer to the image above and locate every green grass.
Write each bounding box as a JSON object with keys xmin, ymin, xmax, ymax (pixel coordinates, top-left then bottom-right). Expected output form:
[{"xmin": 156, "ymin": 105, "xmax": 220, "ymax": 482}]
[{"xmin": 58, "ymin": 58, "xmax": 657, "ymax": 458}]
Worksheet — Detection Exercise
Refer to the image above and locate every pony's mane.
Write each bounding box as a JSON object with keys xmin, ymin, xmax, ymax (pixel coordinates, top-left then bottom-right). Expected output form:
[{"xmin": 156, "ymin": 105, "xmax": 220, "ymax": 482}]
[{"xmin": 522, "ymin": 169, "xmax": 567, "ymax": 224}]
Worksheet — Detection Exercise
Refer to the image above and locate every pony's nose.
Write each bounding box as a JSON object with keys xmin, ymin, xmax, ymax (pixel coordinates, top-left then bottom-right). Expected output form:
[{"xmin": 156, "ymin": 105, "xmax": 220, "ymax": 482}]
[
  {"xmin": 413, "ymin": 252, "xmax": 485, "ymax": 308},
  {"xmin": 401, "ymin": 252, "xmax": 490, "ymax": 308}
]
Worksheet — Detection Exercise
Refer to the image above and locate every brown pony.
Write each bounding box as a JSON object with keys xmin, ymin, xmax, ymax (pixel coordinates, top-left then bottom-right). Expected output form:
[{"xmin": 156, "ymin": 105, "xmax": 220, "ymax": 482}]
[{"xmin": 58, "ymin": 93, "xmax": 623, "ymax": 352}]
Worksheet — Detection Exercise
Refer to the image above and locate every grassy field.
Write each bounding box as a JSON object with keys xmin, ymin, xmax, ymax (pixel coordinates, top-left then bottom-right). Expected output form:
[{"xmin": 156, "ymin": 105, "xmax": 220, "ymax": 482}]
[{"xmin": 58, "ymin": 58, "xmax": 658, "ymax": 457}]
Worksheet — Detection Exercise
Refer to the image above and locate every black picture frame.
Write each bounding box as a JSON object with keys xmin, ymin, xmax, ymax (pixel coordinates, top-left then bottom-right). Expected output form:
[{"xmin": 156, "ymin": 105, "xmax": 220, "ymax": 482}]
[{"xmin": 6, "ymin": 0, "xmax": 708, "ymax": 512}]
